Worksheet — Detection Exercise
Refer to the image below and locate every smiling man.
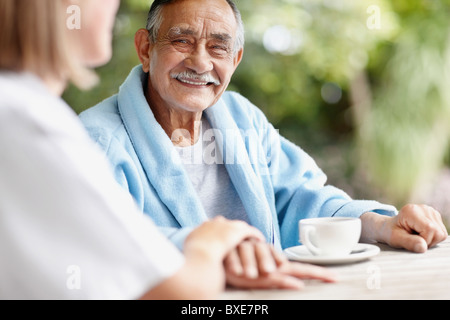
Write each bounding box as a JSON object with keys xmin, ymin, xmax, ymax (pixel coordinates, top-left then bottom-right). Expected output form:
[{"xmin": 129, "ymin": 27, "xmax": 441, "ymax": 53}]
[
  {"xmin": 80, "ymin": 0, "xmax": 447, "ymax": 271},
  {"xmin": 139, "ymin": 0, "xmax": 243, "ymax": 147}
]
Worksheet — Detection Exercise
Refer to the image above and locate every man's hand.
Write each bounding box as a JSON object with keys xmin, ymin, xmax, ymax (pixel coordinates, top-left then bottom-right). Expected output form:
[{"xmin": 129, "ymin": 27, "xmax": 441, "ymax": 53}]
[
  {"xmin": 224, "ymin": 240, "xmax": 338, "ymax": 289},
  {"xmin": 361, "ymin": 204, "xmax": 448, "ymax": 253}
]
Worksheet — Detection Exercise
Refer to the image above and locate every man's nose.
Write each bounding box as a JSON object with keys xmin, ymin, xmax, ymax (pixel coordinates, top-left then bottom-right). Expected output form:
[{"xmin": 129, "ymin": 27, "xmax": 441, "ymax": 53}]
[{"xmin": 184, "ymin": 46, "xmax": 214, "ymax": 74}]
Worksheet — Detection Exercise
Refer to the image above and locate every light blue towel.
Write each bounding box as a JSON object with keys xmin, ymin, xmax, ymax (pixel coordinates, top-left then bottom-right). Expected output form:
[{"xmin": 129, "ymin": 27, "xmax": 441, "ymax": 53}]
[{"xmin": 80, "ymin": 65, "xmax": 397, "ymax": 250}]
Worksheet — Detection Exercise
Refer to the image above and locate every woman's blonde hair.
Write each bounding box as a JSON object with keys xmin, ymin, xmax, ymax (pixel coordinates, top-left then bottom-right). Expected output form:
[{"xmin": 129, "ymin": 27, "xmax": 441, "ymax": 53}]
[{"xmin": 0, "ymin": 0, "xmax": 97, "ymax": 89}]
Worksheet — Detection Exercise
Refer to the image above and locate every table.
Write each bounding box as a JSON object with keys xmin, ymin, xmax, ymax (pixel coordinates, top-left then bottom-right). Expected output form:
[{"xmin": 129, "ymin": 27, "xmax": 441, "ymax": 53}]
[{"xmin": 220, "ymin": 237, "xmax": 450, "ymax": 300}]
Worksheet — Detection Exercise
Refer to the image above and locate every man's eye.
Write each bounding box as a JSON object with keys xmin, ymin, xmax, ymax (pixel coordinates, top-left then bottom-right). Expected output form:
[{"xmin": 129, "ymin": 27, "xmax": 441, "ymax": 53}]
[
  {"xmin": 173, "ymin": 39, "xmax": 189, "ymax": 45},
  {"xmin": 210, "ymin": 45, "xmax": 231, "ymax": 57}
]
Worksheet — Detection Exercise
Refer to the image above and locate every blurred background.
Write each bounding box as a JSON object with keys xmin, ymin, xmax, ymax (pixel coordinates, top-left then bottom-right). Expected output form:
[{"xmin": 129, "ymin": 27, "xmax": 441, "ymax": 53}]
[{"xmin": 64, "ymin": 0, "xmax": 450, "ymax": 228}]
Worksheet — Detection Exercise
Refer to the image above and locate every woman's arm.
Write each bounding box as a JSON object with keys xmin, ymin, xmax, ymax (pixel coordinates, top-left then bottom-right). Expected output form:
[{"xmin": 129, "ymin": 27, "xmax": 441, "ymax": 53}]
[{"xmin": 140, "ymin": 217, "xmax": 265, "ymax": 299}]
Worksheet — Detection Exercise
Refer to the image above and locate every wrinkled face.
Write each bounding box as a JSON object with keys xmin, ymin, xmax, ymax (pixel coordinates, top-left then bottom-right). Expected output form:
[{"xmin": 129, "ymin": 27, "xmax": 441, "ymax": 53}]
[{"xmin": 144, "ymin": 0, "xmax": 243, "ymax": 113}]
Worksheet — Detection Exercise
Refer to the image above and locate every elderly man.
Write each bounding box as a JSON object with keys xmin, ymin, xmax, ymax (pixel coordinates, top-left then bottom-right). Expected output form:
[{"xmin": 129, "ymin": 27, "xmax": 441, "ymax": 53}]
[{"xmin": 80, "ymin": 0, "xmax": 447, "ymax": 259}]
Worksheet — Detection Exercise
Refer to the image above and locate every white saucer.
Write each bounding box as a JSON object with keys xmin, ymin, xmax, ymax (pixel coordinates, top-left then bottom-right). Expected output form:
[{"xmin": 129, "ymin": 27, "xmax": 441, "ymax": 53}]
[{"xmin": 283, "ymin": 243, "xmax": 380, "ymax": 265}]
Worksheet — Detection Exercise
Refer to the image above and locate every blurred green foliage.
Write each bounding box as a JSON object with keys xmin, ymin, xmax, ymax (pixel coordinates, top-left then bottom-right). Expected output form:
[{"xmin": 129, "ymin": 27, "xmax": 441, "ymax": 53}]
[
  {"xmin": 63, "ymin": 0, "xmax": 450, "ymax": 221},
  {"xmin": 359, "ymin": 0, "xmax": 450, "ymax": 204}
]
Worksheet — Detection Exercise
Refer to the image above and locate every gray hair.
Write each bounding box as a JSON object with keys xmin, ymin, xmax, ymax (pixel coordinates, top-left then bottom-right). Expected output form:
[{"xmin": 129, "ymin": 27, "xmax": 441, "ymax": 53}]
[{"xmin": 146, "ymin": 0, "xmax": 245, "ymax": 55}]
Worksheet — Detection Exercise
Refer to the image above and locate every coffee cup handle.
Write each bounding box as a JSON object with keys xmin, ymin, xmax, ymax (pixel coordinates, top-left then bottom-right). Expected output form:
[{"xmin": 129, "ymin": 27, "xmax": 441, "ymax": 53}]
[{"xmin": 301, "ymin": 225, "xmax": 322, "ymax": 256}]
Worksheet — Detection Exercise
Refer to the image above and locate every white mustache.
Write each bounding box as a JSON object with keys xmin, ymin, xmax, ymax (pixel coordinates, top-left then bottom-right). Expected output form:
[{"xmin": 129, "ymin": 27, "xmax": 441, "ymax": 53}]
[{"xmin": 171, "ymin": 71, "xmax": 221, "ymax": 86}]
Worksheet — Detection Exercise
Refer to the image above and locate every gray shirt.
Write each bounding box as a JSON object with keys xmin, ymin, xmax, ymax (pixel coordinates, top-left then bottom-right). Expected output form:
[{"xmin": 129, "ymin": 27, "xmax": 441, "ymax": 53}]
[{"xmin": 175, "ymin": 117, "xmax": 249, "ymax": 223}]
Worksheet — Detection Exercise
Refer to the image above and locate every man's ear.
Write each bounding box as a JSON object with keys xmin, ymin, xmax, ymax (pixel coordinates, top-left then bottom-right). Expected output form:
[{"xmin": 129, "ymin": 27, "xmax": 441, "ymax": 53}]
[
  {"xmin": 135, "ymin": 29, "xmax": 152, "ymax": 72},
  {"xmin": 233, "ymin": 48, "xmax": 244, "ymax": 70}
]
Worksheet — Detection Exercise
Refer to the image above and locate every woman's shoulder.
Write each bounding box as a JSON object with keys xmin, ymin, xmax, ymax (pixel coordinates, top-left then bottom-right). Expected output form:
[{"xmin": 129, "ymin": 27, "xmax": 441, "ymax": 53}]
[
  {"xmin": 0, "ymin": 72, "xmax": 60, "ymax": 110},
  {"xmin": 0, "ymin": 72, "xmax": 84, "ymax": 135}
]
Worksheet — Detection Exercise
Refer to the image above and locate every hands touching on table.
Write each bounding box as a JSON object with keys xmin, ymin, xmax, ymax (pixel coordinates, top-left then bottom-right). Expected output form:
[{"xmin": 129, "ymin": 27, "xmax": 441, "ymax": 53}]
[
  {"xmin": 183, "ymin": 217, "xmax": 336, "ymax": 294},
  {"xmin": 224, "ymin": 239, "xmax": 337, "ymax": 290},
  {"xmin": 361, "ymin": 204, "xmax": 448, "ymax": 253},
  {"xmin": 145, "ymin": 216, "xmax": 331, "ymax": 299}
]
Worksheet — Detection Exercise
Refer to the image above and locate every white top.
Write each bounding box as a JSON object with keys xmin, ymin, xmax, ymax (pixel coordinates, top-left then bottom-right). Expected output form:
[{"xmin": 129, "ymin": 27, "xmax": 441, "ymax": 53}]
[
  {"xmin": 175, "ymin": 117, "xmax": 249, "ymax": 222},
  {"xmin": 0, "ymin": 72, "xmax": 184, "ymax": 300}
]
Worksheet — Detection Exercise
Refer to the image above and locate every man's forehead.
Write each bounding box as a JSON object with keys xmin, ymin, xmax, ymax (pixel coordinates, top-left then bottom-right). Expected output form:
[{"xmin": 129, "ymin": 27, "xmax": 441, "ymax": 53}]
[{"xmin": 160, "ymin": 0, "xmax": 237, "ymax": 36}]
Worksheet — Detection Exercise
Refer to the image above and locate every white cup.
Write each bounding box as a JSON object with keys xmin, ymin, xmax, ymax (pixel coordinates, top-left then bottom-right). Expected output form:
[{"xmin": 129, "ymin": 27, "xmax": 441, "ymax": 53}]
[{"xmin": 299, "ymin": 217, "xmax": 361, "ymax": 257}]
